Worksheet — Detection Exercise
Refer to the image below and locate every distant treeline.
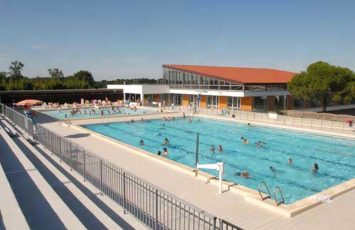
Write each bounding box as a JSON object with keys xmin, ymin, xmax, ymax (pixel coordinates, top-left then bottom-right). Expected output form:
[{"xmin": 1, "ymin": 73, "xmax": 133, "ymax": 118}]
[{"xmin": 0, "ymin": 61, "xmax": 159, "ymax": 91}]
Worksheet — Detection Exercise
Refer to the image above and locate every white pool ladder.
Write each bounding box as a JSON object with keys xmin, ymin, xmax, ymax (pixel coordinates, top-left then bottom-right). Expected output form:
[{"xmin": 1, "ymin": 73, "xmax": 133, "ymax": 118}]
[
  {"xmin": 257, "ymin": 182, "xmax": 271, "ymax": 200},
  {"xmin": 273, "ymin": 186, "xmax": 285, "ymax": 206}
]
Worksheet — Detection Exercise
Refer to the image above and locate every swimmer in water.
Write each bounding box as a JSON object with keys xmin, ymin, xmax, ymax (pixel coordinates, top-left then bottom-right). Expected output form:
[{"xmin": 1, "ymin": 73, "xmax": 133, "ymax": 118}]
[
  {"xmin": 163, "ymin": 138, "xmax": 169, "ymax": 145},
  {"xmin": 255, "ymin": 141, "xmax": 266, "ymax": 148},
  {"xmin": 163, "ymin": 148, "xmax": 168, "ymax": 156},
  {"xmin": 288, "ymin": 158, "xmax": 293, "ymax": 165},
  {"xmin": 234, "ymin": 171, "xmax": 251, "ymax": 178},
  {"xmin": 139, "ymin": 139, "xmax": 144, "ymax": 145},
  {"xmin": 269, "ymin": 166, "xmax": 276, "ymax": 172},
  {"xmin": 243, "ymin": 138, "xmax": 249, "ymax": 144},
  {"xmin": 218, "ymin": 145, "xmax": 223, "ymax": 152},
  {"xmin": 210, "ymin": 145, "xmax": 215, "ymax": 153},
  {"xmin": 157, "ymin": 151, "xmax": 161, "ymax": 156},
  {"xmin": 312, "ymin": 163, "xmax": 319, "ymax": 174}
]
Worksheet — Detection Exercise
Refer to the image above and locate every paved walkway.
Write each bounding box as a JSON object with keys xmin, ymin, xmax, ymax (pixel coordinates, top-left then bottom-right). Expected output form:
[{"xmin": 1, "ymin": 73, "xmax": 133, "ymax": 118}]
[
  {"xmin": 40, "ymin": 114, "xmax": 355, "ymax": 230},
  {"xmin": 0, "ymin": 117, "xmax": 148, "ymax": 230}
]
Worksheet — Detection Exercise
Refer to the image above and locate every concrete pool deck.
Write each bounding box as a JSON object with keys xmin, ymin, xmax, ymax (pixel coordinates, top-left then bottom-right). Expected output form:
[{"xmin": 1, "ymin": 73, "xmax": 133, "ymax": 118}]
[{"xmin": 39, "ymin": 113, "xmax": 355, "ymax": 230}]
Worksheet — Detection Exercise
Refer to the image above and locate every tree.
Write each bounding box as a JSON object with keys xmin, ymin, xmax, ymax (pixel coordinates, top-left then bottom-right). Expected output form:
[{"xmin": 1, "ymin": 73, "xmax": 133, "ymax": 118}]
[
  {"xmin": 73, "ymin": 70, "xmax": 94, "ymax": 84},
  {"xmin": 9, "ymin": 61, "xmax": 24, "ymax": 79},
  {"xmin": 65, "ymin": 70, "xmax": 94, "ymax": 89},
  {"xmin": 0, "ymin": 61, "xmax": 160, "ymax": 91},
  {"xmin": 288, "ymin": 61, "xmax": 354, "ymax": 112},
  {"xmin": 48, "ymin": 68, "xmax": 64, "ymax": 79},
  {"xmin": 0, "ymin": 72, "xmax": 7, "ymax": 90}
]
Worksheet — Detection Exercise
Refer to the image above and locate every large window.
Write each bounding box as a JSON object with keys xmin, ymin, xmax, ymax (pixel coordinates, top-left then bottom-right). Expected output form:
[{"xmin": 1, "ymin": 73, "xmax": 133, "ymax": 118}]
[
  {"xmin": 207, "ymin": 96, "xmax": 219, "ymax": 109},
  {"xmin": 171, "ymin": 94, "xmax": 182, "ymax": 105},
  {"xmin": 163, "ymin": 68, "xmax": 247, "ymax": 91},
  {"xmin": 227, "ymin": 97, "xmax": 241, "ymax": 110},
  {"xmin": 253, "ymin": 96, "xmax": 267, "ymax": 112}
]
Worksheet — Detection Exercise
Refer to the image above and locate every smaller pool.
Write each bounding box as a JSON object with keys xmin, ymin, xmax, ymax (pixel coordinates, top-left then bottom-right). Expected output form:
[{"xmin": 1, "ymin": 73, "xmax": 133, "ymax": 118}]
[{"xmin": 40, "ymin": 107, "xmax": 155, "ymax": 120}]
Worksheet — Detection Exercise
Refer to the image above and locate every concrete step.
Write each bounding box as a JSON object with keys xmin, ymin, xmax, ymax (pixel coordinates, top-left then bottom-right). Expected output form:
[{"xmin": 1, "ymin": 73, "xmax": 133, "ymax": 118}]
[
  {"xmin": 0, "ymin": 121, "xmax": 86, "ymax": 230},
  {"xmin": 0, "ymin": 117, "xmax": 147, "ymax": 230},
  {"xmin": 0, "ymin": 145, "xmax": 29, "ymax": 230}
]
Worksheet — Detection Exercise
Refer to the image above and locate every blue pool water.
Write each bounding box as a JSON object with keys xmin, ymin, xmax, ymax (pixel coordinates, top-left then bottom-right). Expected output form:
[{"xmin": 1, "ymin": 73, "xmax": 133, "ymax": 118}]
[
  {"xmin": 41, "ymin": 107, "xmax": 154, "ymax": 120},
  {"xmin": 83, "ymin": 117, "xmax": 355, "ymax": 204}
]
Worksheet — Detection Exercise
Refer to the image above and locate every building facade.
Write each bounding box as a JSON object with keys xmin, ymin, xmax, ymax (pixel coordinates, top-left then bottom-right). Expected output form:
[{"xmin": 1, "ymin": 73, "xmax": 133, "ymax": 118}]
[{"xmin": 108, "ymin": 64, "xmax": 296, "ymax": 112}]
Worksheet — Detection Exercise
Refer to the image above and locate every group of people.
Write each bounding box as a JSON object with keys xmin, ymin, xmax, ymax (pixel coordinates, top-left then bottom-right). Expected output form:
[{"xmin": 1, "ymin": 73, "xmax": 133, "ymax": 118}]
[
  {"xmin": 64, "ymin": 106, "xmax": 125, "ymax": 118},
  {"xmin": 50, "ymin": 97, "xmax": 144, "ymax": 118},
  {"xmin": 45, "ymin": 98, "xmax": 117, "ymax": 110},
  {"xmin": 139, "ymin": 137, "xmax": 170, "ymax": 157},
  {"xmin": 240, "ymin": 136, "xmax": 268, "ymax": 148},
  {"xmin": 210, "ymin": 145, "xmax": 223, "ymax": 153},
  {"xmin": 42, "ymin": 102, "xmax": 61, "ymax": 109},
  {"xmin": 235, "ymin": 159, "xmax": 320, "ymax": 179}
]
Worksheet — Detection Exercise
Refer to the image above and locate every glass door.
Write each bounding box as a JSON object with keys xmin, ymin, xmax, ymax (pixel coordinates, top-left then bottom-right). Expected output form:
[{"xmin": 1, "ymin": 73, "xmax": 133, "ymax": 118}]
[{"xmin": 207, "ymin": 96, "xmax": 219, "ymax": 109}]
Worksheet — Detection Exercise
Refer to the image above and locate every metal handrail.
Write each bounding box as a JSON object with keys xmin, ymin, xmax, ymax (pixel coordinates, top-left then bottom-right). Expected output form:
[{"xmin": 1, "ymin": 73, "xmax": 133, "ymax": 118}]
[
  {"xmin": 257, "ymin": 182, "xmax": 271, "ymax": 200},
  {"xmin": 273, "ymin": 186, "xmax": 285, "ymax": 206}
]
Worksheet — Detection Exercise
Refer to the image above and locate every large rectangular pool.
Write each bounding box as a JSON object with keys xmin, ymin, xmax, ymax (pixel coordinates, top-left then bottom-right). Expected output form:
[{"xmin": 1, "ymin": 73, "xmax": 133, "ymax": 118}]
[{"xmin": 83, "ymin": 117, "xmax": 355, "ymax": 204}]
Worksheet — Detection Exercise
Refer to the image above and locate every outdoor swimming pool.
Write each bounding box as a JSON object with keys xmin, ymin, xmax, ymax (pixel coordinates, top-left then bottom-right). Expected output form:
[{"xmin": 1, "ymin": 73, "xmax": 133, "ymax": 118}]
[
  {"xmin": 83, "ymin": 117, "xmax": 355, "ymax": 204},
  {"xmin": 41, "ymin": 107, "xmax": 155, "ymax": 120}
]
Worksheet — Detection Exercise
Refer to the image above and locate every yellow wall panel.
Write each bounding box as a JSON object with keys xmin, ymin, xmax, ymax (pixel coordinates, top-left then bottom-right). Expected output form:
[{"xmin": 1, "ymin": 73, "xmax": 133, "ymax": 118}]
[
  {"xmin": 219, "ymin": 96, "xmax": 228, "ymax": 109},
  {"xmin": 199, "ymin": 95, "xmax": 206, "ymax": 108},
  {"xmin": 241, "ymin": 97, "xmax": 253, "ymax": 111},
  {"xmin": 182, "ymin": 95, "xmax": 189, "ymax": 106}
]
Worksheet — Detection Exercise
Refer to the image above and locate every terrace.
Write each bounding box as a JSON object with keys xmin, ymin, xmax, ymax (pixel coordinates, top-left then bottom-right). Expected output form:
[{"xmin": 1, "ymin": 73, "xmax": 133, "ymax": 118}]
[{"xmin": 1, "ymin": 102, "xmax": 354, "ymax": 229}]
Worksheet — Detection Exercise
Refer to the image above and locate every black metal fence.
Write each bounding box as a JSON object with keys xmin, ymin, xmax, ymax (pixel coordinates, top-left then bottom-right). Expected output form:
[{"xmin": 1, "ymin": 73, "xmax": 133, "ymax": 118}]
[{"xmin": 0, "ymin": 103, "xmax": 242, "ymax": 230}]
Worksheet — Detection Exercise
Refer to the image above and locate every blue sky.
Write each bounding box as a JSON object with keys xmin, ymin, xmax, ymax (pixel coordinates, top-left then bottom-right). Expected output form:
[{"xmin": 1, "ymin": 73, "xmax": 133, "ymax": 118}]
[{"xmin": 0, "ymin": 0, "xmax": 354, "ymax": 80}]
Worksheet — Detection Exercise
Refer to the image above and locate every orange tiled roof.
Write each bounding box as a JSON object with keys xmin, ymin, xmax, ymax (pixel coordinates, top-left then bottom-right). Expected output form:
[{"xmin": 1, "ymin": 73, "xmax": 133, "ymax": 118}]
[{"xmin": 163, "ymin": 64, "xmax": 296, "ymax": 84}]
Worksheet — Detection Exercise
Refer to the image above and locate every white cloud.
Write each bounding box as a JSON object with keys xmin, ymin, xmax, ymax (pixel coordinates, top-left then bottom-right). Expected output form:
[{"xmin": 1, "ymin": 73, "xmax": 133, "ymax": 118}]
[{"xmin": 31, "ymin": 44, "xmax": 51, "ymax": 50}]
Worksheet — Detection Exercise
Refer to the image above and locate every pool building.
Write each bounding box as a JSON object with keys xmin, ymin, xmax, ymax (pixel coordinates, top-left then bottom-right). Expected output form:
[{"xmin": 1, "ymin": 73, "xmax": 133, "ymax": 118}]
[{"xmin": 108, "ymin": 64, "xmax": 296, "ymax": 112}]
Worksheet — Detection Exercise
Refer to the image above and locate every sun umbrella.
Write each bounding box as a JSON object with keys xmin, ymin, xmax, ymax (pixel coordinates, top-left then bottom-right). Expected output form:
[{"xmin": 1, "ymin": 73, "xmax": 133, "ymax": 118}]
[{"xmin": 16, "ymin": 99, "xmax": 43, "ymax": 106}]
